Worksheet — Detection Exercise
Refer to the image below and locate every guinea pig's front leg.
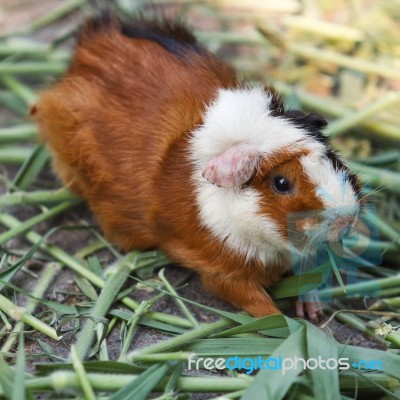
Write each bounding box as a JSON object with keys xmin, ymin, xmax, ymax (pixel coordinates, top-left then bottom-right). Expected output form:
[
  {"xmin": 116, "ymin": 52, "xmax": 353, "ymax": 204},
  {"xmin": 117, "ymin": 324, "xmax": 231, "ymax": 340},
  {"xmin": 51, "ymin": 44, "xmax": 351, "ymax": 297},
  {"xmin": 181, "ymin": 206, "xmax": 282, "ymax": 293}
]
[{"xmin": 201, "ymin": 273, "xmax": 281, "ymax": 317}]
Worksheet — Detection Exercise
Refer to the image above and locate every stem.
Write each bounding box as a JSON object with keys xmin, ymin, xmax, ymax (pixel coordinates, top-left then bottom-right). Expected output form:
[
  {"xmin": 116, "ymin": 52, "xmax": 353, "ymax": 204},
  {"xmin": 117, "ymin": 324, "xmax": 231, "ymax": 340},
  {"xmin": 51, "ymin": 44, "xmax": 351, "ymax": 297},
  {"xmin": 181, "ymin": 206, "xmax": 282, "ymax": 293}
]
[
  {"xmin": 27, "ymin": 0, "xmax": 87, "ymax": 33},
  {"xmin": 70, "ymin": 345, "xmax": 96, "ymax": 400},
  {"xmin": 1, "ymin": 75, "xmax": 38, "ymax": 105},
  {"xmin": 73, "ymin": 253, "xmax": 140, "ymax": 360},
  {"xmin": 324, "ymin": 306, "xmax": 386, "ymax": 345},
  {"xmin": 0, "ymin": 62, "xmax": 66, "ymax": 75},
  {"xmin": 159, "ymin": 268, "xmax": 199, "ymax": 328},
  {"xmin": 0, "ymin": 124, "xmax": 38, "ymax": 143},
  {"xmin": 0, "ymin": 214, "xmax": 193, "ymax": 329},
  {"xmin": 1, "ymin": 371, "xmax": 396, "ymax": 394},
  {"xmin": 349, "ymin": 161, "xmax": 400, "ymax": 195},
  {"xmin": 0, "ymin": 262, "xmax": 61, "ymax": 356},
  {"xmin": 0, "ymin": 147, "xmax": 31, "ymax": 164},
  {"xmin": 320, "ymin": 274, "xmax": 400, "ymax": 299},
  {"xmin": 0, "ymin": 188, "xmax": 77, "ymax": 207},
  {"xmin": 0, "ymin": 201, "xmax": 77, "ymax": 245},
  {"xmin": 288, "ymin": 43, "xmax": 400, "ymax": 80},
  {"xmin": 274, "ymin": 82, "xmax": 400, "ymax": 142},
  {"xmin": 0, "ymin": 294, "xmax": 60, "ymax": 341},
  {"xmin": 282, "ymin": 16, "xmax": 363, "ymax": 42},
  {"xmin": 326, "ymin": 92, "xmax": 400, "ymax": 138}
]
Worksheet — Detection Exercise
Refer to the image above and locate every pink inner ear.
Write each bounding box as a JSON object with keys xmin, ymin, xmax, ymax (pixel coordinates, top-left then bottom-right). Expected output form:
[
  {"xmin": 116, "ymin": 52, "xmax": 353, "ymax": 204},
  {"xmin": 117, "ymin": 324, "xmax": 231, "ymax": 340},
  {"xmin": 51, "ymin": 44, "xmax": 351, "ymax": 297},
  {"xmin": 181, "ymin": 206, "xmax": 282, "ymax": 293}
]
[{"xmin": 202, "ymin": 145, "xmax": 259, "ymax": 188}]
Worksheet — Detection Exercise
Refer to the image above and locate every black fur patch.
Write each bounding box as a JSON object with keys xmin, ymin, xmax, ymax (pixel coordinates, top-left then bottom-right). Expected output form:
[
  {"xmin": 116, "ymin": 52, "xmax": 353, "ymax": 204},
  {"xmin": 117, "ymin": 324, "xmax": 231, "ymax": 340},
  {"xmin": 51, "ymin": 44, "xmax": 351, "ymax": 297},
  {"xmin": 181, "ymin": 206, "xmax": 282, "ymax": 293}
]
[
  {"xmin": 79, "ymin": 11, "xmax": 205, "ymax": 59},
  {"xmin": 266, "ymin": 87, "xmax": 285, "ymax": 117},
  {"xmin": 282, "ymin": 110, "xmax": 359, "ymax": 192},
  {"xmin": 326, "ymin": 149, "xmax": 360, "ymax": 193},
  {"xmin": 121, "ymin": 18, "xmax": 204, "ymax": 56},
  {"xmin": 282, "ymin": 110, "xmax": 328, "ymax": 144}
]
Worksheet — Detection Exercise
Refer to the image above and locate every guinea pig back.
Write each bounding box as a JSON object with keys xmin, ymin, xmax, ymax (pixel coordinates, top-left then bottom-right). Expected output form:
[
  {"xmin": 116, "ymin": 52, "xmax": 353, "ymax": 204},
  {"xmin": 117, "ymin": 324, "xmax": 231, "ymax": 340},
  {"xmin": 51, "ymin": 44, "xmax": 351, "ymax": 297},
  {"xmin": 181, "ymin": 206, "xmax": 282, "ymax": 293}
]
[{"xmin": 33, "ymin": 14, "xmax": 361, "ymax": 318}]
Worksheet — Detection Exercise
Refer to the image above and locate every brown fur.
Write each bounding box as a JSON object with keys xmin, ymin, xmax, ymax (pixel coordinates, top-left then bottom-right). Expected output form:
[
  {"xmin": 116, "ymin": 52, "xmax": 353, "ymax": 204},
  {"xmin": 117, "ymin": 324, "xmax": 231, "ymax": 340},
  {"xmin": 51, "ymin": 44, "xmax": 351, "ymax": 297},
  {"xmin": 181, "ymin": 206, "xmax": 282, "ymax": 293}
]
[
  {"xmin": 250, "ymin": 151, "xmax": 324, "ymax": 239},
  {"xmin": 33, "ymin": 18, "xmax": 326, "ymax": 317}
]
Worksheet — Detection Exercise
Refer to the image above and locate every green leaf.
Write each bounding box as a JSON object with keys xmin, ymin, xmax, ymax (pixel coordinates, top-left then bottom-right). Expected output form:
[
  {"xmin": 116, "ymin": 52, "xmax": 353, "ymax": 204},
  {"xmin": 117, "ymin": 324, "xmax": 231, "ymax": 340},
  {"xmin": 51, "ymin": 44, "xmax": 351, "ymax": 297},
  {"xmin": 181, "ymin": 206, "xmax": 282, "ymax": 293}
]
[
  {"xmin": 186, "ymin": 338, "xmax": 283, "ymax": 357},
  {"xmin": 74, "ymin": 274, "xmax": 98, "ymax": 300},
  {"xmin": 0, "ymin": 356, "xmax": 14, "ymax": 399},
  {"xmin": 271, "ymin": 262, "xmax": 332, "ymax": 299},
  {"xmin": 305, "ymin": 322, "xmax": 341, "ymax": 400},
  {"xmin": 241, "ymin": 326, "xmax": 307, "ymax": 400},
  {"xmin": 12, "ymin": 333, "xmax": 25, "ymax": 400},
  {"xmin": 109, "ymin": 363, "xmax": 170, "ymax": 400},
  {"xmin": 212, "ymin": 314, "xmax": 302, "ymax": 339}
]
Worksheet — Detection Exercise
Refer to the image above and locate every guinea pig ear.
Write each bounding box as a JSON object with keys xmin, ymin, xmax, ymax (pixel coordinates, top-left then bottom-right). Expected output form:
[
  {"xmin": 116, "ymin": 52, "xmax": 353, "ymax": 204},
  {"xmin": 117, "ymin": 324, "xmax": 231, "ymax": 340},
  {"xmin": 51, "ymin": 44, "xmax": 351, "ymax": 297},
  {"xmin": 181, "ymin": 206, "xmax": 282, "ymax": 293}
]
[{"xmin": 202, "ymin": 144, "xmax": 259, "ymax": 188}]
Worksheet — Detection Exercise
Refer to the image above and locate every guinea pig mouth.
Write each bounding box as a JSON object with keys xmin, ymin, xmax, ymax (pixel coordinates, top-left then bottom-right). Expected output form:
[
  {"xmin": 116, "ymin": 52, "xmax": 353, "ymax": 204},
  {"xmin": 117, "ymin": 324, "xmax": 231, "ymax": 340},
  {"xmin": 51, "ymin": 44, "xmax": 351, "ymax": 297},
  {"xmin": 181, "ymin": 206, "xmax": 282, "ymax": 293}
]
[
  {"xmin": 288, "ymin": 208, "xmax": 360, "ymax": 254},
  {"xmin": 326, "ymin": 215, "xmax": 358, "ymax": 242}
]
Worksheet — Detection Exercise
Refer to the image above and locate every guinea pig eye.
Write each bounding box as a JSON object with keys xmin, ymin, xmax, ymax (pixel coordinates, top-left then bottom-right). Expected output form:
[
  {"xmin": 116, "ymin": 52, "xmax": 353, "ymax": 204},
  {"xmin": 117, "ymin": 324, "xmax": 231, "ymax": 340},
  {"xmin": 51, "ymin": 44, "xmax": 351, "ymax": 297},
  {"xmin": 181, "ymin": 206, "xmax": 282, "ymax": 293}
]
[{"xmin": 272, "ymin": 175, "xmax": 293, "ymax": 195}]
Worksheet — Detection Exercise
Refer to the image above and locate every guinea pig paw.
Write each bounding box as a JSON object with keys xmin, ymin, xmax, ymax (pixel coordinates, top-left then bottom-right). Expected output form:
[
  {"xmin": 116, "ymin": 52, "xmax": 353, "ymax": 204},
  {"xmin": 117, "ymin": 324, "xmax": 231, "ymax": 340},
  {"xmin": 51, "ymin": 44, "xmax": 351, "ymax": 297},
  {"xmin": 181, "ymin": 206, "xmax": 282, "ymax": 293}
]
[{"xmin": 295, "ymin": 298, "xmax": 324, "ymax": 321}]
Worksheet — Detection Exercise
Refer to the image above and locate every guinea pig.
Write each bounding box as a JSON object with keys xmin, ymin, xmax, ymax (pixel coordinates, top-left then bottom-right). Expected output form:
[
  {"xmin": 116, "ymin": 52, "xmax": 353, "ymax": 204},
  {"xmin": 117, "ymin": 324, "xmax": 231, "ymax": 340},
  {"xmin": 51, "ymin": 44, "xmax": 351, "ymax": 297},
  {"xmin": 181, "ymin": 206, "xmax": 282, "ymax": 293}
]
[{"xmin": 32, "ymin": 13, "xmax": 361, "ymax": 320}]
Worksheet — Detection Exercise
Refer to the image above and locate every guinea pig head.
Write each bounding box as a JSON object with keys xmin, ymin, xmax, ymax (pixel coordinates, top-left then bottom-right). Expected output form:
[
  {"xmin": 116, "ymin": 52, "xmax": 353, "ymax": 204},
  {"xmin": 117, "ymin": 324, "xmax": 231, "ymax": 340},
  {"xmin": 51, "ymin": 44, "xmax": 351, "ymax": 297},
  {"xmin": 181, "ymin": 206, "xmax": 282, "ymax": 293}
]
[{"xmin": 191, "ymin": 86, "xmax": 361, "ymax": 267}]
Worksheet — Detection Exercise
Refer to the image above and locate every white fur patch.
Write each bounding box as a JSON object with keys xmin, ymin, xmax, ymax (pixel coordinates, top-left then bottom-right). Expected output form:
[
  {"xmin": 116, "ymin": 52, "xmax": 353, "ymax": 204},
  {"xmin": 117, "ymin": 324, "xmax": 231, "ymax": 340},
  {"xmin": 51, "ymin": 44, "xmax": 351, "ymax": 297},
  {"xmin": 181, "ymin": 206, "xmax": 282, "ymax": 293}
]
[
  {"xmin": 301, "ymin": 154, "xmax": 359, "ymax": 215},
  {"xmin": 190, "ymin": 87, "xmax": 325, "ymax": 265},
  {"xmin": 191, "ymin": 87, "xmax": 325, "ymax": 170},
  {"xmin": 194, "ymin": 179, "xmax": 290, "ymax": 265}
]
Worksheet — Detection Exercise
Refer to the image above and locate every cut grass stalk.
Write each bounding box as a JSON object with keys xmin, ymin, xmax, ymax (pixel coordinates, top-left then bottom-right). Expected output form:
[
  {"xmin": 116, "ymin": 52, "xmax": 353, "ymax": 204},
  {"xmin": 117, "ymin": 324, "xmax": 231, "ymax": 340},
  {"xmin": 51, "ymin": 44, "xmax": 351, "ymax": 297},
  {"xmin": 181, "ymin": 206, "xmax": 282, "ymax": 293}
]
[
  {"xmin": 26, "ymin": 0, "xmax": 87, "ymax": 33},
  {"xmin": 0, "ymin": 147, "xmax": 31, "ymax": 164},
  {"xmin": 384, "ymin": 331, "xmax": 400, "ymax": 348},
  {"xmin": 0, "ymin": 62, "xmax": 66, "ymax": 75},
  {"xmin": 282, "ymin": 16, "xmax": 363, "ymax": 42},
  {"xmin": 370, "ymin": 297, "xmax": 400, "ymax": 310},
  {"xmin": 0, "ymin": 91, "xmax": 26, "ymax": 115},
  {"xmin": 159, "ymin": 268, "xmax": 199, "ymax": 328},
  {"xmin": 326, "ymin": 92, "xmax": 400, "ymax": 138},
  {"xmin": 0, "ymin": 310, "xmax": 12, "ymax": 331},
  {"xmin": 0, "ymin": 294, "xmax": 60, "ymax": 341},
  {"xmin": 1, "ymin": 75, "xmax": 38, "ymax": 105},
  {"xmin": 0, "ymin": 201, "xmax": 78, "ymax": 246},
  {"xmin": 274, "ymin": 82, "xmax": 400, "ymax": 142},
  {"xmin": 70, "ymin": 345, "xmax": 96, "ymax": 400},
  {"xmin": 0, "ymin": 188, "xmax": 77, "ymax": 207},
  {"xmin": 0, "ymin": 125, "xmax": 38, "ymax": 143},
  {"xmin": 73, "ymin": 252, "xmax": 145, "ymax": 360},
  {"xmin": 118, "ymin": 296, "xmax": 163, "ymax": 361},
  {"xmin": 322, "ymin": 306, "xmax": 387, "ymax": 345},
  {"xmin": 0, "ymin": 214, "xmax": 193, "ymax": 329},
  {"xmin": 348, "ymin": 161, "xmax": 400, "ymax": 195},
  {"xmin": 0, "ymin": 39, "xmax": 49, "ymax": 57},
  {"xmin": 288, "ymin": 43, "xmax": 400, "ymax": 80},
  {"xmin": 4, "ymin": 371, "xmax": 398, "ymax": 394},
  {"xmin": 258, "ymin": 24, "xmax": 400, "ymax": 79},
  {"xmin": 364, "ymin": 209, "xmax": 400, "ymax": 247},
  {"xmin": 319, "ymin": 273, "xmax": 400, "ymax": 299},
  {"xmin": 0, "ymin": 262, "xmax": 61, "ymax": 357},
  {"xmin": 76, "ymin": 240, "xmax": 107, "ymax": 259}
]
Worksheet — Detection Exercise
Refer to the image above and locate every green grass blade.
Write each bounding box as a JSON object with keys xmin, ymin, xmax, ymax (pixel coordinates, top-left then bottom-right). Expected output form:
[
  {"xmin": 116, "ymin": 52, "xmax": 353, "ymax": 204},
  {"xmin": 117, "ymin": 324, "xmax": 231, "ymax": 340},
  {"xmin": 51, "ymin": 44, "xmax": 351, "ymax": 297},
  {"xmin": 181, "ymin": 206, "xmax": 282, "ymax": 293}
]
[
  {"xmin": 12, "ymin": 333, "xmax": 26, "ymax": 400},
  {"xmin": 241, "ymin": 326, "xmax": 307, "ymax": 400},
  {"xmin": 109, "ymin": 363, "xmax": 170, "ymax": 400},
  {"xmin": 305, "ymin": 322, "xmax": 340, "ymax": 400},
  {"xmin": 12, "ymin": 144, "xmax": 49, "ymax": 190}
]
